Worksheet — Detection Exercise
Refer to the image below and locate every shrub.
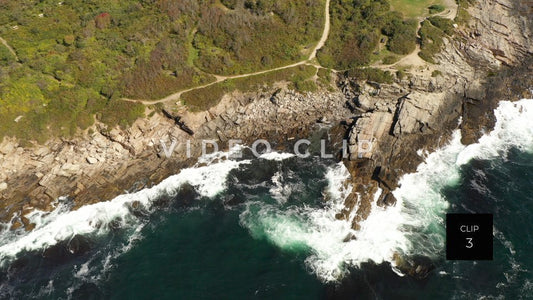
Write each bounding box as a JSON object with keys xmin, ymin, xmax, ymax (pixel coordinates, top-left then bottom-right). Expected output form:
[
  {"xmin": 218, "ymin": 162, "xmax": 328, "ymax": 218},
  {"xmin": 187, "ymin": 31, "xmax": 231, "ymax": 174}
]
[
  {"xmin": 317, "ymin": 0, "xmax": 393, "ymax": 69},
  {"xmin": 182, "ymin": 65, "xmax": 317, "ymax": 111},
  {"xmin": 428, "ymin": 16, "xmax": 455, "ymax": 35},
  {"xmin": 428, "ymin": 4, "xmax": 445, "ymax": 14},
  {"xmin": 181, "ymin": 83, "xmax": 227, "ymax": 112},
  {"xmin": 98, "ymin": 100, "xmax": 145, "ymax": 128},
  {"xmin": 418, "ymin": 20, "xmax": 446, "ymax": 63},
  {"xmin": 431, "ymin": 70, "xmax": 443, "ymax": 77},
  {"xmin": 193, "ymin": 0, "xmax": 324, "ymax": 75},
  {"xmin": 317, "ymin": 68, "xmax": 333, "ymax": 86},
  {"xmin": 455, "ymin": 0, "xmax": 473, "ymax": 24},
  {"xmin": 382, "ymin": 13, "xmax": 417, "ymax": 55},
  {"xmin": 396, "ymin": 69, "xmax": 406, "ymax": 80},
  {"xmin": 220, "ymin": 0, "xmax": 238, "ymax": 9},
  {"xmin": 382, "ymin": 55, "xmax": 399, "ymax": 65}
]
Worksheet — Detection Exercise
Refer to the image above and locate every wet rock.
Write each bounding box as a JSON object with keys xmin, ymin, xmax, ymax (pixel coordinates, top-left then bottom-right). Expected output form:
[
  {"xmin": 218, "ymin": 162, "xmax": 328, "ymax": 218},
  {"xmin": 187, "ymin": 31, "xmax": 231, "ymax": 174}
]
[
  {"xmin": 42, "ymin": 234, "xmax": 91, "ymax": 263},
  {"xmin": 10, "ymin": 220, "xmax": 23, "ymax": 231},
  {"xmin": 127, "ymin": 201, "xmax": 150, "ymax": 219},
  {"xmin": 393, "ymin": 253, "xmax": 436, "ymax": 279},
  {"xmin": 342, "ymin": 232, "xmax": 357, "ymax": 242},
  {"xmin": 375, "ymin": 167, "xmax": 399, "ymax": 190},
  {"xmin": 223, "ymin": 194, "xmax": 244, "ymax": 206},
  {"xmin": 20, "ymin": 216, "xmax": 35, "ymax": 231},
  {"xmin": 381, "ymin": 192, "xmax": 397, "ymax": 207},
  {"xmin": 173, "ymin": 183, "xmax": 200, "ymax": 208},
  {"xmin": 67, "ymin": 234, "xmax": 91, "ymax": 255}
]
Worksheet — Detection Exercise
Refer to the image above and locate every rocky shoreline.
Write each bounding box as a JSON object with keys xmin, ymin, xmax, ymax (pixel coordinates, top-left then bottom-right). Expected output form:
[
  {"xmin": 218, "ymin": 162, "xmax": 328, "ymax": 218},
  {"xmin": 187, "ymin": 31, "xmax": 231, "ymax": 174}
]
[
  {"xmin": 0, "ymin": 0, "xmax": 532, "ymax": 271},
  {"xmin": 0, "ymin": 88, "xmax": 353, "ymax": 229}
]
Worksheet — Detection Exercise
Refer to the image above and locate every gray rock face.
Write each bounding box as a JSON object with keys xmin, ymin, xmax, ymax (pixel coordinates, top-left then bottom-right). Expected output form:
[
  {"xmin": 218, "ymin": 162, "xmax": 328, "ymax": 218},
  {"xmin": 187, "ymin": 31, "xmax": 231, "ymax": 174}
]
[
  {"xmin": 349, "ymin": 111, "xmax": 393, "ymax": 160},
  {"xmin": 392, "ymin": 92, "xmax": 442, "ymax": 136},
  {"xmin": 339, "ymin": 0, "xmax": 533, "ymax": 234},
  {"xmin": 465, "ymin": 0, "xmax": 533, "ymax": 66}
]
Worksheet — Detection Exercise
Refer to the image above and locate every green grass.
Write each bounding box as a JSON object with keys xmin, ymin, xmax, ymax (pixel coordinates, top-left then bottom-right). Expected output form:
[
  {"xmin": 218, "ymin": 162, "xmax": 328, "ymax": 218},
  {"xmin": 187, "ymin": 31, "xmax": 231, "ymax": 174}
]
[
  {"xmin": 182, "ymin": 65, "xmax": 317, "ymax": 111},
  {"xmin": 428, "ymin": 16, "xmax": 455, "ymax": 35},
  {"xmin": 389, "ymin": 0, "xmax": 447, "ymax": 18},
  {"xmin": 186, "ymin": 29, "xmax": 199, "ymax": 67},
  {"xmin": 0, "ymin": 0, "xmax": 326, "ymax": 143},
  {"xmin": 317, "ymin": 68, "xmax": 333, "ymax": 87},
  {"xmin": 293, "ymin": 80, "xmax": 318, "ymax": 93}
]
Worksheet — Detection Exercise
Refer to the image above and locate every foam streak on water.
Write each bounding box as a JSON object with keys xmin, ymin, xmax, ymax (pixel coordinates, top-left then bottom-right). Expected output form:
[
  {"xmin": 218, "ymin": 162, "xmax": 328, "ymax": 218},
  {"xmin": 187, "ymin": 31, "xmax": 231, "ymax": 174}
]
[
  {"xmin": 395, "ymin": 99, "xmax": 533, "ymax": 258},
  {"xmin": 0, "ymin": 150, "xmax": 250, "ymax": 266}
]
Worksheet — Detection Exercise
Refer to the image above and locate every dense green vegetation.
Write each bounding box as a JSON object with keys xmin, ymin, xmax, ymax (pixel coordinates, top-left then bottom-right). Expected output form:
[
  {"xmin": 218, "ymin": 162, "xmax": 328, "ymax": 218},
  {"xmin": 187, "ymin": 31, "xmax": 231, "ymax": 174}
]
[
  {"xmin": 0, "ymin": 0, "xmax": 456, "ymax": 143},
  {"xmin": 418, "ymin": 16, "xmax": 454, "ymax": 63},
  {"xmin": 428, "ymin": 16, "xmax": 454, "ymax": 35},
  {"xmin": 317, "ymin": 0, "xmax": 417, "ymax": 70},
  {"xmin": 194, "ymin": 0, "xmax": 324, "ymax": 75},
  {"xmin": 0, "ymin": 0, "xmax": 324, "ymax": 142},
  {"xmin": 431, "ymin": 69, "xmax": 443, "ymax": 77},
  {"xmin": 382, "ymin": 13, "xmax": 418, "ymax": 55}
]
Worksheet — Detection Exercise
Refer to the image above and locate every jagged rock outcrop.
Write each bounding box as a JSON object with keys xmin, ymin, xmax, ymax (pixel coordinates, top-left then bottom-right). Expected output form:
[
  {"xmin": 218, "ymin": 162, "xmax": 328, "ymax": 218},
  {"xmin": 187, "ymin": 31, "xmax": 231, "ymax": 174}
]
[
  {"xmin": 0, "ymin": 88, "xmax": 352, "ymax": 229},
  {"xmin": 339, "ymin": 0, "xmax": 533, "ymax": 231}
]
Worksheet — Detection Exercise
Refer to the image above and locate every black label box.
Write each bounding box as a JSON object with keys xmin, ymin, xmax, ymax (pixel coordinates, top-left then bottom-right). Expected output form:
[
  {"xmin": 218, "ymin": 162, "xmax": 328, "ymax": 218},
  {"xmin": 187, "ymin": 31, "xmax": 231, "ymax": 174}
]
[{"xmin": 446, "ymin": 213, "xmax": 493, "ymax": 260}]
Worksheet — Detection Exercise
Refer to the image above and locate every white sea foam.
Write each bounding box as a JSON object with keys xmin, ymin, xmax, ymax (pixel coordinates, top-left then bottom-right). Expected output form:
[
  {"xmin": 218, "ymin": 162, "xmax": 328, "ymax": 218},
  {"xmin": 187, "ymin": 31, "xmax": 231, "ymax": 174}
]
[
  {"xmin": 269, "ymin": 171, "xmax": 291, "ymax": 204},
  {"xmin": 457, "ymin": 99, "xmax": 533, "ymax": 165},
  {"xmin": 2, "ymin": 99, "xmax": 533, "ymax": 284},
  {"xmin": 241, "ymin": 161, "xmax": 413, "ymax": 282},
  {"xmin": 241, "ymin": 99, "xmax": 533, "ymax": 282},
  {"xmin": 259, "ymin": 152, "xmax": 295, "ymax": 161},
  {"xmin": 0, "ymin": 151, "xmax": 249, "ymax": 265}
]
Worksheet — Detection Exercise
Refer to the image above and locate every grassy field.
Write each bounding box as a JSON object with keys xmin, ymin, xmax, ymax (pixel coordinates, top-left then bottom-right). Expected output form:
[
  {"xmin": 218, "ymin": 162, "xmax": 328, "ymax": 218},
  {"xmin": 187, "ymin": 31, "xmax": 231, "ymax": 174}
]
[{"xmin": 389, "ymin": 0, "xmax": 447, "ymax": 18}]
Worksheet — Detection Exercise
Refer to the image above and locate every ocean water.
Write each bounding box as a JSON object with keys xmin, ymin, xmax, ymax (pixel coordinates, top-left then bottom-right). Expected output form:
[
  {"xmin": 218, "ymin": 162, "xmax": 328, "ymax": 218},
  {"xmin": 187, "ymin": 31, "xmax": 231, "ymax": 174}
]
[{"xmin": 0, "ymin": 99, "xmax": 532, "ymax": 299}]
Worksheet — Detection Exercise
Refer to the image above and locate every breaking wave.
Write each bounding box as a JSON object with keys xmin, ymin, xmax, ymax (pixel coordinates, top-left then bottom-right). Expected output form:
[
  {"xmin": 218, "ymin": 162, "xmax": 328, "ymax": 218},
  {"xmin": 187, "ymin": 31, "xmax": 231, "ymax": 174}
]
[{"xmin": 1, "ymin": 99, "xmax": 532, "ymax": 287}]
